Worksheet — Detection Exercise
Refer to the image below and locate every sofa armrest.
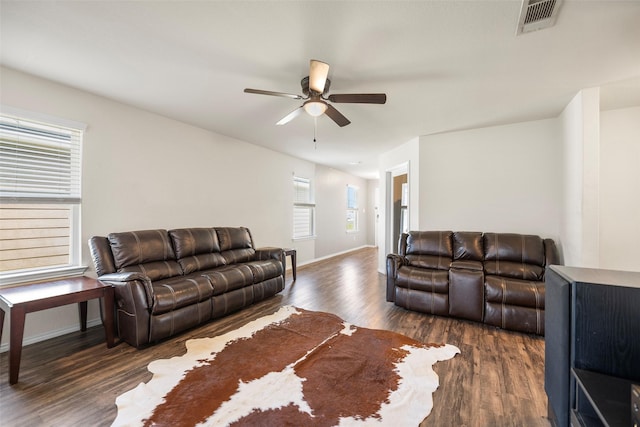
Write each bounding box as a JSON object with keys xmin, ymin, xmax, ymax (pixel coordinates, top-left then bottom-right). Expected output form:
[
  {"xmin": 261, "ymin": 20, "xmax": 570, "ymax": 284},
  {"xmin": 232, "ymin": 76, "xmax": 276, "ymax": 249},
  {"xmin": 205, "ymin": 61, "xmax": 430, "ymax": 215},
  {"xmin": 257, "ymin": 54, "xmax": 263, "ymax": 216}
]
[
  {"xmin": 98, "ymin": 272, "xmax": 148, "ymax": 282},
  {"xmin": 449, "ymin": 262, "xmax": 485, "ymax": 322},
  {"xmin": 98, "ymin": 272, "xmax": 154, "ymax": 309},
  {"xmin": 88, "ymin": 236, "xmax": 116, "ymax": 277},
  {"xmin": 98, "ymin": 272, "xmax": 153, "ymax": 348},
  {"xmin": 254, "ymin": 247, "xmax": 284, "ymax": 262},
  {"xmin": 544, "ymin": 238, "xmax": 560, "ymax": 266},
  {"xmin": 386, "ymin": 253, "xmax": 405, "ymax": 302}
]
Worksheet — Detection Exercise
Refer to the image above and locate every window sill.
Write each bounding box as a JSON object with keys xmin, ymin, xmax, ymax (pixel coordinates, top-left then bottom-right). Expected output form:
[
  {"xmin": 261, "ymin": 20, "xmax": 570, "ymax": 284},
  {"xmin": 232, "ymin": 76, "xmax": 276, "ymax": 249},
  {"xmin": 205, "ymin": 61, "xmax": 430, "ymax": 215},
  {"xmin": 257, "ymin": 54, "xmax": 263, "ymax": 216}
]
[
  {"xmin": 292, "ymin": 235, "xmax": 317, "ymax": 242},
  {"xmin": 0, "ymin": 265, "xmax": 88, "ymax": 287}
]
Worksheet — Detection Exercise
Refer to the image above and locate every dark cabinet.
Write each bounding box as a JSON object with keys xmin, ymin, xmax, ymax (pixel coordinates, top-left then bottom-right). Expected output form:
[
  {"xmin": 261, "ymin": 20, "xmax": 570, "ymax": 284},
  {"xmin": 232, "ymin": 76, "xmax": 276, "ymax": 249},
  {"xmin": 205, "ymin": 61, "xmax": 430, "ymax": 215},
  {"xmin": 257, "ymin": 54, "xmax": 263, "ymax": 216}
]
[{"xmin": 544, "ymin": 265, "xmax": 640, "ymax": 427}]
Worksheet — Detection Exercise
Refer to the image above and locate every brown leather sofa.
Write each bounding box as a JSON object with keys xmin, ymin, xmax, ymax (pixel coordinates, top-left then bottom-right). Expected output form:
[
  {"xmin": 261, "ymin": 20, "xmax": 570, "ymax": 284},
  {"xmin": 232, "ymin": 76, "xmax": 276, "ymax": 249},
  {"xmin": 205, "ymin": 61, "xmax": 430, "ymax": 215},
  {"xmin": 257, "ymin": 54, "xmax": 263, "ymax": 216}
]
[
  {"xmin": 386, "ymin": 231, "xmax": 560, "ymax": 335},
  {"xmin": 89, "ymin": 227, "xmax": 284, "ymax": 347}
]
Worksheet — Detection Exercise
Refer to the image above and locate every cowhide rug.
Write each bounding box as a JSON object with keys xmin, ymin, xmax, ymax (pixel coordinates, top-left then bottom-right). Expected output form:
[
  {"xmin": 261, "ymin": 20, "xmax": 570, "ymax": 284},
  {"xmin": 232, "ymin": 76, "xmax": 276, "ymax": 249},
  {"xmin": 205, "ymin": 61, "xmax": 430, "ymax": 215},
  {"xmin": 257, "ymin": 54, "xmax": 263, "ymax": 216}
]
[{"xmin": 112, "ymin": 306, "xmax": 459, "ymax": 426}]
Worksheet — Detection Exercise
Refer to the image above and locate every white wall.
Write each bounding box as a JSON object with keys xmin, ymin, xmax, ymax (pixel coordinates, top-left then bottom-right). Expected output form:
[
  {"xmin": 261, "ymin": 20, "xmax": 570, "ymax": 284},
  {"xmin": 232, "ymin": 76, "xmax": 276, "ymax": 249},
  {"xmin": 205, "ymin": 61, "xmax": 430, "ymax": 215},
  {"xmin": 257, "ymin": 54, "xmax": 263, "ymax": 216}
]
[
  {"xmin": 375, "ymin": 89, "xmax": 639, "ymax": 278},
  {"xmin": 418, "ymin": 119, "xmax": 562, "ymax": 239},
  {"xmin": 599, "ymin": 106, "xmax": 640, "ymax": 271},
  {"xmin": 314, "ymin": 165, "xmax": 370, "ymax": 258},
  {"xmin": 366, "ymin": 179, "xmax": 380, "ymax": 247},
  {"xmin": 0, "ymin": 66, "xmax": 367, "ymax": 348},
  {"xmin": 559, "ymin": 88, "xmax": 601, "ymax": 267}
]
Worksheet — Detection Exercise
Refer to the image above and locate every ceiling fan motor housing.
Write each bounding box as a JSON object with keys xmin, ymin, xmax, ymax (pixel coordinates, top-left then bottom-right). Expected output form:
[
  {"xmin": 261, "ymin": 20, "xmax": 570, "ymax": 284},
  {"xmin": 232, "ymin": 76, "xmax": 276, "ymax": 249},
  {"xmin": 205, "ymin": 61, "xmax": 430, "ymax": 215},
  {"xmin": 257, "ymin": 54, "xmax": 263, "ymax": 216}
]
[{"xmin": 301, "ymin": 76, "xmax": 331, "ymax": 97}]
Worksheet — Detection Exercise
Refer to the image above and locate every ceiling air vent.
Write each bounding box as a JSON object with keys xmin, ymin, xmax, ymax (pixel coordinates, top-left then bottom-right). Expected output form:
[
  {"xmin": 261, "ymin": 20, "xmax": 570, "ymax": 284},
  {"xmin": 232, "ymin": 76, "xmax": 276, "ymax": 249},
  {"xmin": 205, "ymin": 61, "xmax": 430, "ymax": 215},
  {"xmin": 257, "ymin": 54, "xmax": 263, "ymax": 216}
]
[{"xmin": 516, "ymin": 0, "xmax": 563, "ymax": 35}]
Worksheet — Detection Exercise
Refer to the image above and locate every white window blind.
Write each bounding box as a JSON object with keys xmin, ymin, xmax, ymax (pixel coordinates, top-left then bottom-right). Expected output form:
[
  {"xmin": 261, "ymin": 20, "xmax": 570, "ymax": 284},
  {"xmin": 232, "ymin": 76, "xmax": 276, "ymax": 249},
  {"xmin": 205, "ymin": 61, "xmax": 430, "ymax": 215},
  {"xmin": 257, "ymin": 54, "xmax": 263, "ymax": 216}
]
[
  {"xmin": 347, "ymin": 185, "xmax": 358, "ymax": 209},
  {"xmin": 0, "ymin": 115, "xmax": 82, "ymax": 203},
  {"xmin": 293, "ymin": 176, "xmax": 315, "ymax": 239},
  {"xmin": 0, "ymin": 111, "xmax": 84, "ymax": 281},
  {"xmin": 293, "ymin": 177, "xmax": 311, "ymax": 204}
]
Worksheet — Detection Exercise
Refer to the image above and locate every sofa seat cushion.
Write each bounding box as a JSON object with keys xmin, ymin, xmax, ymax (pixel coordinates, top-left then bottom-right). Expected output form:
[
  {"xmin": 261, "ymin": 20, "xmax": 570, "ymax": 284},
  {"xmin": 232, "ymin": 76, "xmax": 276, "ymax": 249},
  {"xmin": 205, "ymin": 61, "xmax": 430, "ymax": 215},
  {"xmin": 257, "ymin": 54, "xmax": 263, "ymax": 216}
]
[
  {"xmin": 202, "ymin": 265, "xmax": 255, "ymax": 296},
  {"xmin": 484, "ymin": 260, "xmax": 544, "ymax": 281},
  {"xmin": 118, "ymin": 261, "xmax": 183, "ymax": 282},
  {"xmin": 176, "ymin": 252, "xmax": 227, "ymax": 276},
  {"xmin": 484, "ymin": 275, "xmax": 545, "ymax": 309},
  {"xmin": 396, "ymin": 266, "xmax": 449, "ymax": 293},
  {"xmin": 244, "ymin": 259, "xmax": 284, "ymax": 282},
  {"xmin": 405, "ymin": 254, "xmax": 452, "ymax": 270},
  {"xmin": 221, "ymin": 248, "xmax": 256, "ymax": 264},
  {"xmin": 150, "ymin": 275, "xmax": 214, "ymax": 315}
]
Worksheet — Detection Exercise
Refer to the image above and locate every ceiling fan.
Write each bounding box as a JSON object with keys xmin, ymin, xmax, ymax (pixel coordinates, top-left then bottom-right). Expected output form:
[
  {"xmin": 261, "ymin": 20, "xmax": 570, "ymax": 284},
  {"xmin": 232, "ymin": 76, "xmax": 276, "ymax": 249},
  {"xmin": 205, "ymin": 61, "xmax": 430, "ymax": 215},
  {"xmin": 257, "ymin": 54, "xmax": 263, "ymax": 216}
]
[{"xmin": 244, "ymin": 60, "xmax": 387, "ymax": 127}]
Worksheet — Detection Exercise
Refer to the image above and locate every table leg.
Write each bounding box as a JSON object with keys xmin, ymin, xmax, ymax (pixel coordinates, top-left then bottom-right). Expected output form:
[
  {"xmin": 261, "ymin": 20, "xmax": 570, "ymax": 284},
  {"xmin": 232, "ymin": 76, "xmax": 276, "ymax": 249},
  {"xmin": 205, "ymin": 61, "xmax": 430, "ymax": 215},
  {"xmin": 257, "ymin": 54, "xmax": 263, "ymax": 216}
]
[
  {"xmin": 282, "ymin": 253, "xmax": 287, "ymax": 279},
  {"xmin": 0, "ymin": 307, "xmax": 5, "ymax": 343},
  {"xmin": 102, "ymin": 288, "xmax": 116, "ymax": 348},
  {"xmin": 9, "ymin": 306, "xmax": 26, "ymax": 385},
  {"xmin": 78, "ymin": 301, "xmax": 88, "ymax": 332},
  {"xmin": 291, "ymin": 251, "xmax": 297, "ymax": 280}
]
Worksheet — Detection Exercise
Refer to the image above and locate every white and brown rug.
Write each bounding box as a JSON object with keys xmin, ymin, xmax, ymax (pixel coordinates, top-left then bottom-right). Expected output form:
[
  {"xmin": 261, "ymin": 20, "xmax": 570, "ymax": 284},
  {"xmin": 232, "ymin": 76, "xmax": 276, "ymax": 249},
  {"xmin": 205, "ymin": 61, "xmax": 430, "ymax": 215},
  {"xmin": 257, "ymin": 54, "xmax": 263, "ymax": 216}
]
[{"xmin": 112, "ymin": 306, "xmax": 459, "ymax": 426}]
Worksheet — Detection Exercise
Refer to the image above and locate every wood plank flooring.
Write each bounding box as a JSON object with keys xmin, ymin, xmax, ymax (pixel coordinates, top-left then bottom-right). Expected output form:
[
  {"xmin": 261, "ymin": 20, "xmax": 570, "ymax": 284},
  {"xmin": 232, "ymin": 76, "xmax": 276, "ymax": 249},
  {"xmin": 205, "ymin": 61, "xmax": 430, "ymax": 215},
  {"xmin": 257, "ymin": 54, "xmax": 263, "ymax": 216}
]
[{"xmin": 0, "ymin": 247, "xmax": 550, "ymax": 426}]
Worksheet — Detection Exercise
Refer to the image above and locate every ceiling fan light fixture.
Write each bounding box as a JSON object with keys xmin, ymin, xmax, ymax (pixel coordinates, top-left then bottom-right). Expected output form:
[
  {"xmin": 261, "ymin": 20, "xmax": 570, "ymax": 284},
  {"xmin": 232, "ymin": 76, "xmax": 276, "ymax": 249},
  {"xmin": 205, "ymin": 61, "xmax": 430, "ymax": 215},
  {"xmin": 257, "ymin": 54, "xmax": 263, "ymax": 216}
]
[
  {"xmin": 303, "ymin": 100, "xmax": 328, "ymax": 117},
  {"xmin": 309, "ymin": 60, "xmax": 330, "ymax": 93}
]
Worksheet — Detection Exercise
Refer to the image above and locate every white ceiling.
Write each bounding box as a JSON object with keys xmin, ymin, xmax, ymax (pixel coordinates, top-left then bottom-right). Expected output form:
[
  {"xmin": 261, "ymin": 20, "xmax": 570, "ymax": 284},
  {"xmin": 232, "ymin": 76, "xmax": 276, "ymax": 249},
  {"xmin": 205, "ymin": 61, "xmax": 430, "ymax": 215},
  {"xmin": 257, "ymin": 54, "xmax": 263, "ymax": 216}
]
[{"xmin": 1, "ymin": 1, "xmax": 639, "ymax": 179}]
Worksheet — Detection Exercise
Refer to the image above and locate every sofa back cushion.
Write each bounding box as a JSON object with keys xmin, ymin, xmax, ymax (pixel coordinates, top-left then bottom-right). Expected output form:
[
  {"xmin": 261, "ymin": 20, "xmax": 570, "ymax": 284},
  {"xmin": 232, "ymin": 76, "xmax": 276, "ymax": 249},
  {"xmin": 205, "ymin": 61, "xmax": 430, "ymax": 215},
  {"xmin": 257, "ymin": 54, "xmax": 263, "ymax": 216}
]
[
  {"xmin": 215, "ymin": 227, "xmax": 256, "ymax": 264},
  {"xmin": 404, "ymin": 231, "xmax": 453, "ymax": 270},
  {"xmin": 453, "ymin": 232, "xmax": 484, "ymax": 261},
  {"xmin": 168, "ymin": 228, "xmax": 227, "ymax": 274},
  {"xmin": 483, "ymin": 233, "xmax": 545, "ymax": 280},
  {"xmin": 108, "ymin": 229, "xmax": 182, "ymax": 281}
]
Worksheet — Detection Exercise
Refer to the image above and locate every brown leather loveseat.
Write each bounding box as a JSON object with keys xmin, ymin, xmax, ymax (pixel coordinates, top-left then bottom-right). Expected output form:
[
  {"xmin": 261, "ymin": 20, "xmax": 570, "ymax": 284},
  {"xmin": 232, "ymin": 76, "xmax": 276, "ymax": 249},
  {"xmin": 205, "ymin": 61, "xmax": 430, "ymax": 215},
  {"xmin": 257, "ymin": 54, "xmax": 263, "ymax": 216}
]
[
  {"xmin": 89, "ymin": 227, "xmax": 284, "ymax": 347},
  {"xmin": 386, "ymin": 231, "xmax": 560, "ymax": 335}
]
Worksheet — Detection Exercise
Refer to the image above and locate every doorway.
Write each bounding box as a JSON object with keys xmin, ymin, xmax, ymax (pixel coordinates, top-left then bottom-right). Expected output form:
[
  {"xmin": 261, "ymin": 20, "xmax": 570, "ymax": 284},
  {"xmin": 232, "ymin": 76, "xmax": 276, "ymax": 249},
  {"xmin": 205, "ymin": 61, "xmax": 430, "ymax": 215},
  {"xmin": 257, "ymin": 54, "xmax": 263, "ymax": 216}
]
[{"xmin": 385, "ymin": 164, "xmax": 409, "ymax": 255}]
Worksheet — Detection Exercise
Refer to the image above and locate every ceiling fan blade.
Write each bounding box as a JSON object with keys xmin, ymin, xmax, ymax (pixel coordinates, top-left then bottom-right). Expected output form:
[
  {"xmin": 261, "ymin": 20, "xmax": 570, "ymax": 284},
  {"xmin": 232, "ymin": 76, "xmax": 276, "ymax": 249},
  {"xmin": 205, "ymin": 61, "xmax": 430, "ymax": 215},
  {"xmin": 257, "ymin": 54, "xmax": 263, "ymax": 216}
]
[
  {"xmin": 244, "ymin": 88, "xmax": 303, "ymax": 100},
  {"xmin": 325, "ymin": 104, "xmax": 351, "ymax": 127},
  {"xmin": 309, "ymin": 60, "xmax": 329, "ymax": 94},
  {"xmin": 327, "ymin": 93, "xmax": 387, "ymax": 104},
  {"xmin": 276, "ymin": 106, "xmax": 304, "ymax": 125}
]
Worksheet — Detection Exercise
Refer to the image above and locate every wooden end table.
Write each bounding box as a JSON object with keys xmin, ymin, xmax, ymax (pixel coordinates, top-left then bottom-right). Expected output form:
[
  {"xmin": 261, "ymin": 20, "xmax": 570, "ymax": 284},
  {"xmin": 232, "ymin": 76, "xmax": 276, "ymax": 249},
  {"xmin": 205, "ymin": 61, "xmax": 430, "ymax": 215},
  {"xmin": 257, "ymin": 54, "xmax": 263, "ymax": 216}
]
[
  {"xmin": 283, "ymin": 248, "xmax": 297, "ymax": 280},
  {"xmin": 0, "ymin": 276, "xmax": 115, "ymax": 385}
]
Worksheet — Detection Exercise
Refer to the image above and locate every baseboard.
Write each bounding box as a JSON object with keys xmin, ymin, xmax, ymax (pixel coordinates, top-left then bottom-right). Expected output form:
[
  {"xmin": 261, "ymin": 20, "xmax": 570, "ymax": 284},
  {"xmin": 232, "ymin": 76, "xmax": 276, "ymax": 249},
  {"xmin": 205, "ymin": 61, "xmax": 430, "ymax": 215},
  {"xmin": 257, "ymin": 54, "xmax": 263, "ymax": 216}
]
[
  {"xmin": 298, "ymin": 245, "xmax": 377, "ymax": 268},
  {"xmin": 0, "ymin": 318, "xmax": 103, "ymax": 353}
]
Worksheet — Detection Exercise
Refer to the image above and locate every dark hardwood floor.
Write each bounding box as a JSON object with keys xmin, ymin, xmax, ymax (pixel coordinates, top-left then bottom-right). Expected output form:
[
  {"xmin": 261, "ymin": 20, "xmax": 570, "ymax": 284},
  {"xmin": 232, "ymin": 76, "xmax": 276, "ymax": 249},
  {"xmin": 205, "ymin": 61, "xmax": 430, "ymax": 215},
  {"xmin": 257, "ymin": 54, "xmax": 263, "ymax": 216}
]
[{"xmin": 0, "ymin": 247, "xmax": 550, "ymax": 426}]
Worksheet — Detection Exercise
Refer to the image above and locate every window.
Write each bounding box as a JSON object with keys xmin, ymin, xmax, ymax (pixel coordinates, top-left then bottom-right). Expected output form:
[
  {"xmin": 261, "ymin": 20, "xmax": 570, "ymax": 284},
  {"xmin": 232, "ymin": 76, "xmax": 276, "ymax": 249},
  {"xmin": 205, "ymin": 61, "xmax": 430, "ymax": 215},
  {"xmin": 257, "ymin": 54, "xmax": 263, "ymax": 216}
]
[
  {"xmin": 293, "ymin": 176, "xmax": 315, "ymax": 239},
  {"xmin": 346, "ymin": 185, "xmax": 358, "ymax": 232},
  {"xmin": 0, "ymin": 110, "xmax": 85, "ymax": 283}
]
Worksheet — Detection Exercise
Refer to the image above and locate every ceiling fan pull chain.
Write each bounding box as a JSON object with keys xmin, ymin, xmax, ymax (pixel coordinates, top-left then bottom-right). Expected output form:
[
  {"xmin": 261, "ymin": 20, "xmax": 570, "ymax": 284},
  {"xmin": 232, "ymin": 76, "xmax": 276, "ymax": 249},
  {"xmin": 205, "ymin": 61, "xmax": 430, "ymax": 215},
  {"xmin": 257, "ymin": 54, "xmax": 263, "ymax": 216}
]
[{"xmin": 313, "ymin": 117, "xmax": 318, "ymax": 149}]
